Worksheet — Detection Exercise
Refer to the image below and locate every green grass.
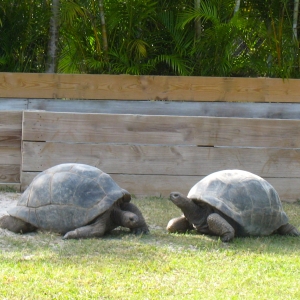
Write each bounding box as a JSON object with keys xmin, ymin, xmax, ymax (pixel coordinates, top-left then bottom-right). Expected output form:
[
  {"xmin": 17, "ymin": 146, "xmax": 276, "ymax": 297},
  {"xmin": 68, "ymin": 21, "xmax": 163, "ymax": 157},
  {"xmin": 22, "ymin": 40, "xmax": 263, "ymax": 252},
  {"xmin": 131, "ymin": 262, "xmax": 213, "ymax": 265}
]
[
  {"xmin": 0, "ymin": 186, "xmax": 18, "ymax": 193},
  {"xmin": 1, "ymin": 197, "xmax": 300, "ymax": 299}
]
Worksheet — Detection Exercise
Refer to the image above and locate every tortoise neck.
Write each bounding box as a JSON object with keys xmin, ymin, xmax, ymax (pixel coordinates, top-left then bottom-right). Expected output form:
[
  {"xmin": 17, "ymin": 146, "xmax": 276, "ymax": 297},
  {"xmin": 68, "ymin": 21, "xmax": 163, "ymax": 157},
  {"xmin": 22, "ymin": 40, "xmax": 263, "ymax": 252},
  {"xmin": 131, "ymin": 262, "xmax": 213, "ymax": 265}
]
[
  {"xmin": 110, "ymin": 207, "xmax": 123, "ymax": 226},
  {"xmin": 181, "ymin": 200, "xmax": 212, "ymax": 228}
]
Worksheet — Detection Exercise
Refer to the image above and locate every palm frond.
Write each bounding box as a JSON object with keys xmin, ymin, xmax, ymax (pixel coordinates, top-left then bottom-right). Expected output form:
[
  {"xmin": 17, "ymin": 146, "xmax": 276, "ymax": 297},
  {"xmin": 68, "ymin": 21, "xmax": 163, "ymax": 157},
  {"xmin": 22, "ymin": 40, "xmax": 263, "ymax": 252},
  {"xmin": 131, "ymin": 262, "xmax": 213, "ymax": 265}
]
[
  {"xmin": 154, "ymin": 54, "xmax": 191, "ymax": 76},
  {"xmin": 60, "ymin": 1, "xmax": 87, "ymax": 25}
]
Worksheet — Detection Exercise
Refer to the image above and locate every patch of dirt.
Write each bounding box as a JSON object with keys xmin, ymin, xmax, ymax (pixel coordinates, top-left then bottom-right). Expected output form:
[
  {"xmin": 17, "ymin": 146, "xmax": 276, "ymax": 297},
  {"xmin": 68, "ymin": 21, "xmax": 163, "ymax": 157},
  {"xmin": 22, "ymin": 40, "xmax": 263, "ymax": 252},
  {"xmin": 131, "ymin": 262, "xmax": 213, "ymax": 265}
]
[{"xmin": 0, "ymin": 192, "xmax": 20, "ymax": 217}]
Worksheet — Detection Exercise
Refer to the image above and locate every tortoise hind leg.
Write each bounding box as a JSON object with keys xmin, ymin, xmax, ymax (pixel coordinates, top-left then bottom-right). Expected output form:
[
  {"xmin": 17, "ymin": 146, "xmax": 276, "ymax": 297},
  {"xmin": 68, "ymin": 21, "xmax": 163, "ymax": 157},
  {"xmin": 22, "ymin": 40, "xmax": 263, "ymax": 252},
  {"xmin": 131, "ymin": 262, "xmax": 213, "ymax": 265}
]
[
  {"xmin": 0, "ymin": 215, "xmax": 37, "ymax": 233},
  {"xmin": 167, "ymin": 216, "xmax": 193, "ymax": 233},
  {"xmin": 276, "ymin": 223, "xmax": 300, "ymax": 236}
]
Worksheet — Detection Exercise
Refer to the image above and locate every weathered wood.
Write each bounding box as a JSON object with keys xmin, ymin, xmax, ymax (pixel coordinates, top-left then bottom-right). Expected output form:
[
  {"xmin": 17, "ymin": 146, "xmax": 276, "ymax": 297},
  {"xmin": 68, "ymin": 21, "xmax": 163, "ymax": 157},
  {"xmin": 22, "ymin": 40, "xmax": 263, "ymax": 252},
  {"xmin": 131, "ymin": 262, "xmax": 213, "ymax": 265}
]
[
  {"xmin": 112, "ymin": 175, "xmax": 300, "ymax": 203},
  {"xmin": 0, "ymin": 147, "xmax": 21, "ymax": 165},
  {"xmin": 22, "ymin": 111, "xmax": 300, "ymax": 148},
  {"xmin": 27, "ymin": 100, "xmax": 300, "ymax": 119},
  {"xmin": 0, "ymin": 165, "xmax": 20, "ymax": 183},
  {"xmin": 1, "ymin": 72, "xmax": 300, "ymax": 102},
  {"xmin": 0, "ymin": 111, "xmax": 22, "ymax": 146},
  {"xmin": 1, "ymin": 74, "xmax": 300, "ymax": 203},
  {"xmin": 0, "ymin": 112, "xmax": 22, "ymax": 174},
  {"xmin": 0, "ymin": 99, "xmax": 295, "ymax": 119},
  {"xmin": 21, "ymin": 142, "xmax": 300, "ymax": 178},
  {"xmin": 0, "ymin": 110, "xmax": 21, "ymax": 190},
  {"xmin": 20, "ymin": 172, "xmax": 299, "ymax": 202},
  {"xmin": 0, "ymin": 99, "xmax": 28, "ymax": 111}
]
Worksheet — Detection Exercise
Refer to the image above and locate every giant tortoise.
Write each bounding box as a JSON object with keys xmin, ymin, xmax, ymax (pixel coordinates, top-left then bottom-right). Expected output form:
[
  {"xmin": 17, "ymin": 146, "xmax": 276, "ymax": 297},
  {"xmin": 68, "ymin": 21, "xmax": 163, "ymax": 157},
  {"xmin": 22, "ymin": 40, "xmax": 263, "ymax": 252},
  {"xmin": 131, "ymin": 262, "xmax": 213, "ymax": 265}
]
[
  {"xmin": 167, "ymin": 169, "xmax": 299, "ymax": 242},
  {"xmin": 0, "ymin": 163, "xmax": 149, "ymax": 239}
]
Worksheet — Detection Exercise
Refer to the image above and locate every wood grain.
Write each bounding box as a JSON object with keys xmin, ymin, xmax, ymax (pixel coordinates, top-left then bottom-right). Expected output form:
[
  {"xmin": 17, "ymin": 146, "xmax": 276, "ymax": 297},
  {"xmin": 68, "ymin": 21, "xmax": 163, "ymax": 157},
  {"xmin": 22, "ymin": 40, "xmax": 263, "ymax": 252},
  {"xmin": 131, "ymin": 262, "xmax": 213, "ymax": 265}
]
[
  {"xmin": 0, "ymin": 99, "xmax": 28, "ymax": 111},
  {"xmin": 0, "ymin": 112, "xmax": 22, "ymax": 176},
  {"xmin": 26, "ymin": 99, "xmax": 300, "ymax": 119},
  {"xmin": 0, "ymin": 165, "xmax": 20, "ymax": 183},
  {"xmin": 0, "ymin": 111, "xmax": 22, "ymax": 147},
  {"xmin": 20, "ymin": 172, "xmax": 300, "ymax": 202},
  {"xmin": 113, "ymin": 175, "xmax": 300, "ymax": 203},
  {"xmin": 1, "ymin": 72, "xmax": 300, "ymax": 102},
  {"xmin": 22, "ymin": 142, "xmax": 300, "ymax": 178},
  {"xmin": 0, "ymin": 147, "xmax": 21, "ymax": 165},
  {"xmin": 23, "ymin": 111, "xmax": 300, "ymax": 148},
  {"xmin": 3, "ymin": 99, "xmax": 300, "ymax": 120}
]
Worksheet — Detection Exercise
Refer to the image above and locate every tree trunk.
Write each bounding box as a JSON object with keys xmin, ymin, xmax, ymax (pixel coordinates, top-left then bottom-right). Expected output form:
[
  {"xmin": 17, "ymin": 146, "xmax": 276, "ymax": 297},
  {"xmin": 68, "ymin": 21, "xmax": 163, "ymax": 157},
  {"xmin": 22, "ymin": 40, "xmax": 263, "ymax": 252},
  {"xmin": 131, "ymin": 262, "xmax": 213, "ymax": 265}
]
[
  {"xmin": 234, "ymin": 0, "xmax": 241, "ymax": 15},
  {"xmin": 293, "ymin": 0, "xmax": 299, "ymax": 40},
  {"xmin": 46, "ymin": 0, "xmax": 59, "ymax": 73},
  {"xmin": 194, "ymin": 0, "xmax": 201, "ymax": 40},
  {"xmin": 99, "ymin": 0, "xmax": 108, "ymax": 59}
]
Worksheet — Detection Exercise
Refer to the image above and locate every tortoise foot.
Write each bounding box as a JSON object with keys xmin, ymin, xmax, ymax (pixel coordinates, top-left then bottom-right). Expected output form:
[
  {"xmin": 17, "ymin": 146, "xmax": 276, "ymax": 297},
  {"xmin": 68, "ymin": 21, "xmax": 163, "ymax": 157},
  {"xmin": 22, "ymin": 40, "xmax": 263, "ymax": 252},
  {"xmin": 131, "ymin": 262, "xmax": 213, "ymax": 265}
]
[
  {"xmin": 277, "ymin": 223, "xmax": 300, "ymax": 236},
  {"xmin": 130, "ymin": 226, "xmax": 149, "ymax": 235}
]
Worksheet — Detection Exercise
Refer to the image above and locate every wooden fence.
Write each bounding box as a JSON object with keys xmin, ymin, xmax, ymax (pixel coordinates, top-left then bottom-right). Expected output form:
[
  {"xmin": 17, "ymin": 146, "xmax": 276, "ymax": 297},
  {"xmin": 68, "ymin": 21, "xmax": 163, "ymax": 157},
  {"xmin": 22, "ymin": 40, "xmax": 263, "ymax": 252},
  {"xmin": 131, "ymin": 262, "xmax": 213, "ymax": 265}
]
[{"xmin": 1, "ymin": 72, "xmax": 300, "ymax": 202}]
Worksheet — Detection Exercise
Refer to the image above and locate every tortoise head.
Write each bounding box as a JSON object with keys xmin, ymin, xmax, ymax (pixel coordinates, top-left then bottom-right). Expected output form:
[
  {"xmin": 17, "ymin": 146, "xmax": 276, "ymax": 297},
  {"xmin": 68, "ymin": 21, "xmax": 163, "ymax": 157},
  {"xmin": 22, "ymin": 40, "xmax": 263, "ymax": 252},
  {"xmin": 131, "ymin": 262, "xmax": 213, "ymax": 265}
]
[
  {"xmin": 169, "ymin": 192, "xmax": 191, "ymax": 209},
  {"xmin": 169, "ymin": 192, "xmax": 211, "ymax": 229},
  {"xmin": 121, "ymin": 211, "xmax": 139, "ymax": 228},
  {"xmin": 111, "ymin": 207, "xmax": 139, "ymax": 228}
]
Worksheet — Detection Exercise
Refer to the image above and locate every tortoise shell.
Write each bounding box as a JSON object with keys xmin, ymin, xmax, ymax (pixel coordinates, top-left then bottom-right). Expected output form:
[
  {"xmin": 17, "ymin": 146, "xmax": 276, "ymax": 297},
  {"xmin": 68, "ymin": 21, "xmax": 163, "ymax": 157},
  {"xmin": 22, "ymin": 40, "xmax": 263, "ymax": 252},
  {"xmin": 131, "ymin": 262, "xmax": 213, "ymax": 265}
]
[
  {"xmin": 8, "ymin": 163, "xmax": 130, "ymax": 233},
  {"xmin": 188, "ymin": 169, "xmax": 288, "ymax": 235}
]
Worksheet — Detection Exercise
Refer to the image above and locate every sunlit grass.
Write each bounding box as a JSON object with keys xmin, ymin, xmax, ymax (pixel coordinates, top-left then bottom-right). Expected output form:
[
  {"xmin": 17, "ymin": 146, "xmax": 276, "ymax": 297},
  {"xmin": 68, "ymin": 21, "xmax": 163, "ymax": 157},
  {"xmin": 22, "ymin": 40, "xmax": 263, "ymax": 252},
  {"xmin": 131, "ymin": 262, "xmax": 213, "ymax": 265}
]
[{"xmin": 1, "ymin": 197, "xmax": 300, "ymax": 299}]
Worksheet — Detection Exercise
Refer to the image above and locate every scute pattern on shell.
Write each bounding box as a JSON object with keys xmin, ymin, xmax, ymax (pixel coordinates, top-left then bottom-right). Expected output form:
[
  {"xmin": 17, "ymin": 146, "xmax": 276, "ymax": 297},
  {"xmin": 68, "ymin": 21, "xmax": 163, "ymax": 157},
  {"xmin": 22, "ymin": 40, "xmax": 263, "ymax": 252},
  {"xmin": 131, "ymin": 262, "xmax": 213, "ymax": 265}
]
[
  {"xmin": 8, "ymin": 163, "xmax": 130, "ymax": 233},
  {"xmin": 187, "ymin": 170, "xmax": 288, "ymax": 235}
]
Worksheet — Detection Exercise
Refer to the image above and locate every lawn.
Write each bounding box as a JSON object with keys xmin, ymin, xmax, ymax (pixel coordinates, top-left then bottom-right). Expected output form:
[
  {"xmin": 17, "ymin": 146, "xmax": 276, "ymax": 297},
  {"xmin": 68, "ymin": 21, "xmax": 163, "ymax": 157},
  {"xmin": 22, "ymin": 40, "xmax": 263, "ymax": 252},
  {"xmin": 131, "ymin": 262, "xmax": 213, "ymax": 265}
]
[{"xmin": 0, "ymin": 196, "xmax": 300, "ymax": 299}]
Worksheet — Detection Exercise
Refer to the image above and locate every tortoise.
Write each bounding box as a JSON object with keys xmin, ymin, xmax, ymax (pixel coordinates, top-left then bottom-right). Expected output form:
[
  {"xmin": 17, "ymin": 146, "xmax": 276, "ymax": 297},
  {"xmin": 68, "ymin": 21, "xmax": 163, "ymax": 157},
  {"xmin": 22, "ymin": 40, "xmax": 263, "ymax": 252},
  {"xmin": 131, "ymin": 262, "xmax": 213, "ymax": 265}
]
[
  {"xmin": 0, "ymin": 163, "xmax": 149, "ymax": 239},
  {"xmin": 167, "ymin": 169, "xmax": 299, "ymax": 242}
]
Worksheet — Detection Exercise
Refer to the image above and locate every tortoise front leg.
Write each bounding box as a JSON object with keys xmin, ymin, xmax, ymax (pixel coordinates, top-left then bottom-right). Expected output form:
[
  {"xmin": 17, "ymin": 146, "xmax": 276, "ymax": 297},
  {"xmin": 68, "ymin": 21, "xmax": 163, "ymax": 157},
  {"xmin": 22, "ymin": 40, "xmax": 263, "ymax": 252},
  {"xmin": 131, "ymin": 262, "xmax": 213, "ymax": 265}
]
[
  {"xmin": 167, "ymin": 215, "xmax": 193, "ymax": 233},
  {"xmin": 207, "ymin": 213, "xmax": 235, "ymax": 242},
  {"xmin": 63, "ymin": 211, "xmax": 111, "ymax": 239}
]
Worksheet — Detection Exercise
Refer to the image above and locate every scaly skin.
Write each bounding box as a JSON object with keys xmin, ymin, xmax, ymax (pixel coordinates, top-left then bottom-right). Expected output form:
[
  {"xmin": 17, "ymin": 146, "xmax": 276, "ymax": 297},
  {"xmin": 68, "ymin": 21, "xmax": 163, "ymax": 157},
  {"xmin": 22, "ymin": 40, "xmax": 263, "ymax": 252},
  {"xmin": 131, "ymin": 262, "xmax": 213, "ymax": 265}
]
[
  {"xmin": 0, "ymin": 203, "xmax": 149, "ymax": 240},
  {"xmin": 167, "ymin": 216, "xmax": 193, "ymax": 233},
  {"xmin": 0, "ymin": 215, "xmax": 36, "ymax": 233},
  {"xmin": 169, "ymin": 192, "xmax": 210, "ymax": 229},
  {"xmin": 168, "ymin": 192, "xmax": 235, "ymax": 242},
  {"xmin": 63, "ymin": 203, "xmax": 149, "ymax": 239},
  {"xmin": 207, "ymin": 213, "xmax": 235, "ymax": 242},
  {"xmin": 63, "ymin": 210, "xmax": 112, "ymax": 239},
  {"xmin": 276, "ymin": 223, "xmax": 300, "ymax": 236},
  {"xmin": 119, "ymin": 202, "xmax": 149, "ymax": 234}
]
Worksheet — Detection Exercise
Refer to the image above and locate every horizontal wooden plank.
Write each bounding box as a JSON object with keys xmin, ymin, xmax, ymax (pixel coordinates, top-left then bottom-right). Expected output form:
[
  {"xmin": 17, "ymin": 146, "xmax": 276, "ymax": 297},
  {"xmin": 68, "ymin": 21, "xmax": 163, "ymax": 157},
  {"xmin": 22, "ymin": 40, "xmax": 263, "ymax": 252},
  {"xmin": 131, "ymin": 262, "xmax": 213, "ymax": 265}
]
[
  {"xmin": 22, "ymin": 111, "xmax": 300, "ymax": 148},
  {"xmin": 0, "ymin": 99, "xmax": 28, "ymax": 110},
  {"xmin": 0, "ymin": 111, "xmax": 22, "ymax": 147},
  {"xmin": 0, "ymin": 147, "xmax": 21, "ymax": 165},
  {"xmin": 20, "ymin": 172, "xmax": 299, "ymax": 202},
  {"xmin": 1, "ymin": 72, "xmax": 300, "ymax": 103},
  {"xmin": 23, "ymin": 99, "xmax": 300, "ymax": 119},
  {"xmin": 22, "ymin": 142, "xmax": 300, "ymax": 178},
  {"xmin": 114, "ymin": 175, "xmax": 300, "ymax": 203},
  {"xmin": 0, "ymin": 111, "xmax": 23, "ymax": 127},
  {"xmin": 0, "ymin": 165, "xmax": 20, "ymax": 183},
  {"xmin": 1, "ymin": 99, "xmax": 300, "ymax": 120}
]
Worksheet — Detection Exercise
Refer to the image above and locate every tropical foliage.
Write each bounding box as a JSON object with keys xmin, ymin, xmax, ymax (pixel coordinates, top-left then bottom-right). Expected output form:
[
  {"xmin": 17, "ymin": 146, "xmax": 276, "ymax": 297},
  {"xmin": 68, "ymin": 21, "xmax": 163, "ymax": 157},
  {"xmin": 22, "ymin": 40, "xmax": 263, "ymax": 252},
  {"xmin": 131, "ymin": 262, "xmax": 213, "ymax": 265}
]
[{"xmin": 0, "ymin": 0, "xmax": 300, "ymax": 77}]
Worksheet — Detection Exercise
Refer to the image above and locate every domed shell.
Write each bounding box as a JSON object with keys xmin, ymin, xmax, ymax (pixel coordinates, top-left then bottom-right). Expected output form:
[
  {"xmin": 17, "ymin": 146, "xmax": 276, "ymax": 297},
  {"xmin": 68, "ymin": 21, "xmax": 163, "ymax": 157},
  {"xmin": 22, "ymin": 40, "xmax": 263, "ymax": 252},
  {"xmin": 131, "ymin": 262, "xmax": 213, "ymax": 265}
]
[
  {"xmin": 8, "ymin": 163, "xmax": 130, "ymax": 233},
  {"xmin": 188, "ymin": 169, "xmax": 288, "ymax": 235}
]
